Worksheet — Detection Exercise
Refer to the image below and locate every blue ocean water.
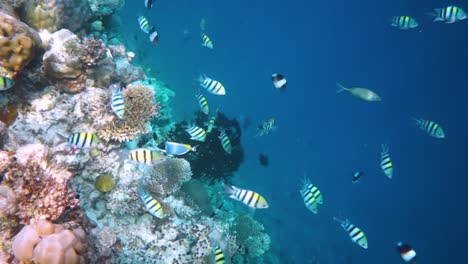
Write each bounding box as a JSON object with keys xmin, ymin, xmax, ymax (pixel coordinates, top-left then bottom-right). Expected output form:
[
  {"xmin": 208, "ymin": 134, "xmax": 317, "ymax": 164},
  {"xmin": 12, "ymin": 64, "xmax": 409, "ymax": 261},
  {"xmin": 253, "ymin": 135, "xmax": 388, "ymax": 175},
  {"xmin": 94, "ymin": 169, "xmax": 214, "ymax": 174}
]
[{"xmin": 120, "ymin": 0, "xmax": 468, "ymax": 263}]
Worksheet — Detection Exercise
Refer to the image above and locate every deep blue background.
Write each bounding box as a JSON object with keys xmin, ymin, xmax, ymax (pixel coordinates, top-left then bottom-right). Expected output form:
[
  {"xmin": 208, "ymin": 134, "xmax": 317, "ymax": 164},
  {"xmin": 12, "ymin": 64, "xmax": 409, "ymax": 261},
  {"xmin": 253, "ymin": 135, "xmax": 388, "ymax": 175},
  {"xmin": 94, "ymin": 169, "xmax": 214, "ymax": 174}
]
[{"xmin": 118, "ymin": 0, "xmax": 468, "ymax": 262}]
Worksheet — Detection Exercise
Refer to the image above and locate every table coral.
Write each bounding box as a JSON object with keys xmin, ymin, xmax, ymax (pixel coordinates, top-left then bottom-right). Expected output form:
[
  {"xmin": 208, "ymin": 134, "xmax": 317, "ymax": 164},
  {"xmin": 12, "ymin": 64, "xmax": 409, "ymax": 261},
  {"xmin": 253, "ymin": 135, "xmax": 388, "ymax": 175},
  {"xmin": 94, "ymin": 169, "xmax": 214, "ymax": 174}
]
[{"xmin": 0, "ymin": 10, "xmax": 41, "ymax": 79}]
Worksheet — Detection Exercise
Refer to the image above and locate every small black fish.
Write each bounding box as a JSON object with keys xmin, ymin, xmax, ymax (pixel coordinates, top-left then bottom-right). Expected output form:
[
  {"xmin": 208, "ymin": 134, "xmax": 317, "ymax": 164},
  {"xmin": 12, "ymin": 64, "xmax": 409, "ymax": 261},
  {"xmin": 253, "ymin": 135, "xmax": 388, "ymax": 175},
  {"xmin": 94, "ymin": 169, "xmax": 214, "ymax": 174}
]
[
  {"xmin": 352, "ymin": 171, "xmax": 363, "ymax": 183},
  {"xmin": 258, "ymin": 153, "xmax": 269, "ymax": 167}
]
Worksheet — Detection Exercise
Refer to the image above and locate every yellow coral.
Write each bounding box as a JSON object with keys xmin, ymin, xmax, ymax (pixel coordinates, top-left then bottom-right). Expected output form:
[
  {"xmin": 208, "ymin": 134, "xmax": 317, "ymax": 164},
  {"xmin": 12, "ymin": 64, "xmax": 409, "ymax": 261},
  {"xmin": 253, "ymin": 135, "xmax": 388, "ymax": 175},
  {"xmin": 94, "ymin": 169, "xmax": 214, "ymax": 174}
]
[
  {"xmin": 22, "ymin": 0, "xmax": 64, "ymax": 32},
  {"xmin": 0, "ymin": 10, "xmax": 39, "ymax": 79},
  {"xmin": 95, "ymin": 174, "xmax": 116, "ymax": 193},
  {"xmin": 97, "ymin": 84, "xmax": 159, "ymax": 142}
]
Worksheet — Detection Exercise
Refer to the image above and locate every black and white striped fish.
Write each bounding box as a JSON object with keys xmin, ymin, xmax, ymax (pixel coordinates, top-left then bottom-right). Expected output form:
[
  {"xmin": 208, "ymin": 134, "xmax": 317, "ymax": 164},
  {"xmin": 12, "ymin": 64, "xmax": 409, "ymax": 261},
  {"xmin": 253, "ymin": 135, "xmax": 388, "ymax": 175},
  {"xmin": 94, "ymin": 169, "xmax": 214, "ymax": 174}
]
[
  {"xmin": 380, "ymin": 144, "xmax": 393, "ymax": 180},
  {"xmin": 390, "ymin": 16, "xmax": 419, "ymax": 29},
  {"xmin": 224, "ymin": 184, "xmax": 269, "ymax": 209},
  {"xmin": 138, "ymin": 186, "xmax": 164, "ymax": 218},
  {"xmin": 413, "ymin": 118, "xmax": 445, "ymax": 139},
  {"xmin": 144, "ymin": 0, "xmax": 153, "ymax": 9},
  {"xmin": 149, "ymin": 30, "xmax": 159, "ymax": 45},
  {"xmin": 213, "ymin": 244, "xmax": 225, "ymax": 264},
  {"xmin": 110, "ymin": 84, "xmax": 125, "ymax": 119},
  {"xmin": 67, "ymin": 132, "xmax": 100, "ymax": 149},
  {"xmin": 197, "ymin": 94, "xmax": 209, "ymax": 114},
  {"xmin": 185, "ymin": 125, "xmax": 207, "ymax": 142},
  {"xmin": 272, "ymin": 73, "xmax": 287, "ymax": 90},
  {"xmin": 219, "ymin": 130, "xmax": 232, "ymax": 154},
  {"xmin": 0, "ymin": 76, "xmax": 15, "ymax": 91},
  {"xmin": 397, "ymin": 242, "xmax": 417, "ymax": 263},
  {"xmin": 128, "ymin": 148, "xmax": 166, "ymax": 165},
  {"xmin": 138, "ymin": 16, "xmax": 154, "ymax": 34},
  {"xmin": 429, "ymin": 5, "xmax": 467, "ymax": 23},
  {"xmin": 333, "ymin": 217, "xmax": 368, "ymax": 249},
  {"xmin": 201, "ymin": 32, "xmax": 213, "ymax": 49},
  {"xmin": 300, "ymin": 178, "xmax": 323, "ymax": 214},
  {"xmin": 198, "ymin": 74, "xmax": 226, "ymax": 95}
]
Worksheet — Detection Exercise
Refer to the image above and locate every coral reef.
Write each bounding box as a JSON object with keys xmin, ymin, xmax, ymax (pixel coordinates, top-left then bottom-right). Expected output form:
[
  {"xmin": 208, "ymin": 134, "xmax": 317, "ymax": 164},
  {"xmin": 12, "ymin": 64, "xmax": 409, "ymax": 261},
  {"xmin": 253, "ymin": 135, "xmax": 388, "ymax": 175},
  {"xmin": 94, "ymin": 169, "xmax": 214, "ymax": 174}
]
[
  {"xmin": 0, "ymin": 104, "xmax": 18, "ymax": 127},
  {"xmin": 94, "ymin": 83, "xmax": 159, "ymax": 142},
  {"xmin": 115, "ymin": 57, "xmax": 146, "ymax": 84},
  {"xmin": 12, "ymin": 219, "xmax": 86, "ymax": 263},
  {"xmin": 232, "ymin": 214, "xmax": 271, "ymax": 259},
  {"xmin": 88, "ymin": 0, "xmax": 124, "ymax": 17},
  {"xmin": 79, "ymin": 37, "xmax": 106, "ymax": 68},
  {"xmin": 0, "ymin": 10, "xmax": 41, "ymax": 79},
  {"xmin": 21, "ymin": 0, "xmax": 65, "ymax": 32},
  {"xmin": 0, "ymin": 185, "xmax": 17, "ymax": 217},
  {"xmin": 95, "ymin": 174, "xmax": 116, "ymax": 193}
]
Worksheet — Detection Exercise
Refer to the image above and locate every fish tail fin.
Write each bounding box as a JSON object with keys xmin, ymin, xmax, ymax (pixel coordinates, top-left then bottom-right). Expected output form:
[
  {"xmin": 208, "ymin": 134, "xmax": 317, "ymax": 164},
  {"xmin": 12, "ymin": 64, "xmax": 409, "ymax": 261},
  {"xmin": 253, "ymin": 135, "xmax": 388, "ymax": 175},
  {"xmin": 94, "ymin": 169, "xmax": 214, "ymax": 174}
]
[
  {"xmin": 222, "ymin": 183, "xmax": 237, "ymax": 197},
  {"xmin": 192, "ymin": 145, "xmax": 199, "ymax": 152},
  {"xmin": 55, "ymin": 132, "xmax": 68, "ymax": 145},
  {"xmin": 381, "ymin": 144, "xmax": 389, "ymax": 154},
  {"xmin": 333, "ymin": 216, "xmax": 347, "ymax": 225},
  {"xmin": 137, "ymin": 185, "xmax": 147, "ymax": 198},
  {"xmin": 335, "ymin": 82, "xmax": 348, "ymax": 94},
  {"xmin": 426, "ymin": 9, "xmax": 442, "ymax": 21}
]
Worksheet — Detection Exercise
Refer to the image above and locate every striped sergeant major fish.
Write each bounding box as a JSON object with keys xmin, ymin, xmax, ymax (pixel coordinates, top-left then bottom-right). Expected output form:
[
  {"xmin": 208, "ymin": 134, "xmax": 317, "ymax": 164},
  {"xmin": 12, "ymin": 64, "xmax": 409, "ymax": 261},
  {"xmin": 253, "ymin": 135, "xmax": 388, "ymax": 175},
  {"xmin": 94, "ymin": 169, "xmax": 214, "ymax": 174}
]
[
  {"xmin": 198, "ymin": 74, "xmax": 226, "ymax": 95},
  {"xmin": 380, "ymin": 144, "xmax": 393, "ymax": 180},
  {"xmin": 0, "ymin": 76, "xmax": 15, "ymax": 91},
  {"xmin": 206, "ymin": 115, "xmax": 217, "ymax": 133},
  {"xmin": 197, "ymin": 94, "xmax": 209, "ymax": 114},
  {"xmin": 272, "ymin": 73, "xmax": 287, "ymax": 90},
  {"xmin": 255, "ymin": 118, "xmax": 276, "ymax": 137},
  {"xmin": 201, "ymin": 32, "xmax": 213, "ymax": 49},
  {"xmin": 390, "ymin": 16, "xmax": 419, "ymax": 29},
  {"xmin": 164, "ymin": 141, "xmax": 197, "ymax": 156},
  {"xmin": 429, "ymin": 5, "xmax": 467, "ymax": 23},
  {"xmin": 212, "ymin": 244, "xmax": 225, "ymax": 264},
  {"xmin": 67, "ymin": 132, "xmax": 100, "ymax": 149},
  {"xmin": 185, "ymin": 125, "xmax": 207, "ymax": 142},
  {"xmin": 397, "ymin": 242, "xmax": 417, "ymax": 263},
  {"xmin": 138, "ymin": 186, "xmax": 164, "ymax": 218},
  {"xmin": 300, "ymin": 178, "xmax": 323, "ymax": 214},
  {"xmin": 224, "ymin": 184, "xmax": 269, "ymax": 209},
  {"xmin": 110, "ymin": 84, "xmax": 125, "ymax": 119},
  {"xmin": 128, "ymin": 148, "xmax": 166, "ymax": 165},
  {"xmin": 413, "ymin": 118, "xmax": 445, "ymax": 139},
  {"xmin": 138, "ymin": 16, "xmax": 154, "ymax": 34},
  {"xmin": 219, "ymin": 130, "xmax": 232, "ymax": 154},
  {"xmin": 333, "ymin": 217, "xmax": 368, "ymax": 249}
]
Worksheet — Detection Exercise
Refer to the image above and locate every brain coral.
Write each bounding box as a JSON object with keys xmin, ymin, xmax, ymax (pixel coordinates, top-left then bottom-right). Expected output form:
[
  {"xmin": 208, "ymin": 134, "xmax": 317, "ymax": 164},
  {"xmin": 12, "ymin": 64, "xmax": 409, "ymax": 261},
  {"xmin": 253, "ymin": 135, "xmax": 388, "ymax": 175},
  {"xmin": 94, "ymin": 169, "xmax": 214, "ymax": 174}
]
[{"xmin": 0, "ymin": 10, "xmax": 41, "ymax": 79}]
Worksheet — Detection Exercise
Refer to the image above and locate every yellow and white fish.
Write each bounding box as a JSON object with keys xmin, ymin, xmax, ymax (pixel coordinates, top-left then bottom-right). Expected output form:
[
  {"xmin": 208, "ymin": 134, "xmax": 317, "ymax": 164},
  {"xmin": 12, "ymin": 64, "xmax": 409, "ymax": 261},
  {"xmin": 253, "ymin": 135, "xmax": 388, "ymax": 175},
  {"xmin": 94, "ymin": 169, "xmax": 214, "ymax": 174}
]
[
  {"xmin": 255, "ymin": 118, "xmax": 276, "ymax": 137},
  {"xmin": 0, "ymin": 76, "xmax": 15, "ymax": 91},
  {"xmin": 198, "ymin": 74, "xmax": 226, "ymax": 95},
  {"xmin": 128, "ymin": 148, "xmax": 166, "ymax": 165},
  {"xmin": 429, "ymin": 5, "xmax": 467, "ymax": 23},
  {"xmin": 185, "ymin": 125, "xmax": 207, "ymax": 142},
  {"xmin": 336, "ymin": 82, "xmax": 381, "ymax": 102},
  {"xmin": 413, "ymin": 118, "xmax": 445, "ymax": 139},
  {"xmin": 138, "ymin": 16, "xmax": 154, "ymax": 34},
  {"xmin": 212, "ymin": 244, "xmax": 225, "ymax": 264},
  {"xmin": 380, "ymin": 144, "xmax": 393, "ymax": 180},
  {"xmin": 197, "ymin": 94, "xmax": 209, "ymax": 114},
  {"xmin": 201, "ymin": 32, "xmax": 213, "ymax": 49},
  {"xmin": 224, "ymin": 184, "xmax": 269, "ymax": 209},
  {"xmin": 219, "ymin": 130, "xmax": 232, "ymax": 154},
  {"xmin": 206, "ymin": 115, "xmax": 217, "ymax": 133},
  {"xmin": 390, "ymin": 16, "xmax": 419, "ymax": 29},
  {"xmin": 333, "ymin": 217, "xmax": 368, "ymax": 249},
  {"xmin": 300, "ymin": 178, "xmax": 323, "ymax": 214},
  {"xmin": 138, "ymin": 186, "xmax": 164, "ymax": 218},
  {"xmin": 66, "ymin": 132, "xmax": 100, "ymax": 149}
]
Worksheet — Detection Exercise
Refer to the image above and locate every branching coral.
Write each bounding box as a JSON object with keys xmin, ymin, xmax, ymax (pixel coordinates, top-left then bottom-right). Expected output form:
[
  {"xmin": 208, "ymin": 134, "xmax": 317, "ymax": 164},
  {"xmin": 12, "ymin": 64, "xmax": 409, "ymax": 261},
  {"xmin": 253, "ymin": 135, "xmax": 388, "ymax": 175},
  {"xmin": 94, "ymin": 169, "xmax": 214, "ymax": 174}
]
[
  {"xmin": 1, "ymin": 144, "xmax": 79, "ymax": 225},
  {"xmin": 95, "ymin": 84, "xmax": 159, "ymax": 142},
  {"xmin": 79, "ymin": 37, "xmax": 106, "ymax": 68},
  {"xmin": 0, "ymin": 10, "xmax": 41, "ymax": 79}
]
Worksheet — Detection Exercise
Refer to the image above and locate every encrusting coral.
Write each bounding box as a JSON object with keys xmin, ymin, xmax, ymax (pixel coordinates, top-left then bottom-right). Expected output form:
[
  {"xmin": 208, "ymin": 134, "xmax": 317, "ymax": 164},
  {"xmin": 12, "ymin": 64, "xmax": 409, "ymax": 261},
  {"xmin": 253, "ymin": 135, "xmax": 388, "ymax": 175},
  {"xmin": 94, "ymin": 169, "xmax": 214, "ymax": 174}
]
[
  {"xmin": 0, "ymin": 10, "xmax": 41, "ymax": 79},
  {"xmin": 12, "ymin": 219, "xmax": 86, "ymax": 263},
  {"xmin": 79, "ymin": 37, "xmax": 106, "ymax": 68}
]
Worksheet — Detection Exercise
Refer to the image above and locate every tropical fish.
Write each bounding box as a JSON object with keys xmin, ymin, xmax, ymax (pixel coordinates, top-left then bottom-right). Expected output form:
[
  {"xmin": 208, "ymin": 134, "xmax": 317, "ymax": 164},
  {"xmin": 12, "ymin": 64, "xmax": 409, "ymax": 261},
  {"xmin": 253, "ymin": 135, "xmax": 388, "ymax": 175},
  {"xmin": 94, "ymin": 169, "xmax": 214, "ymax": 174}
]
[
  {"xmin": 149, "ymin": 30, "xmax": 159, "ymax": 45},
  {"xmin": 164, "ymin": 141, "xmax": 197, "ymax": 156},
  {"xmin": 333, "ymin": 217, "xmax": 368, "ymax": 249},
  {"xmin": 0, "ymin": 76, "xmax": 15, "ymax": 91},
  {"xmin": 255, "ymin": 118, "xmax": 276, "ymax": 137},
  {"xmin": 110, "ymin": 84, "xmax": 125, "ymax": 119},
  {"xmin": 128, "ymin": 148, "xmax": 166, "ymax": 165},
  {"xmin": 198, "ymin": 74, "xmax": 226, "ymax": 95},
  {"xmin": 390, "ymin": 16, "xmax": 419, "ymax": 29},
  {"xmin": 300, "ymin": 178, "xmax": 323, "ymax": 214},
  {"xmin": 429, "ymin": 5, "xmax": 467, "ymax": 23},
  {"xmin": 138, "ymin": 186, "xmax": 164, "ymax": 218},
  {"xmin": 224, "ymin": 184, "xmax": 269, "ymax": 209},
  {"xmin": 219, "ymin": 130, "xmax": 232, "ymax": 154},
  {"xmin": 138, "ymin": 16, "xmax": 154, "ymax": 34},
  {"xmin": 67, "ymin": 132, "xmax": 100, "ymax": 149},
  {"xmin": 272, "ymin": 73, "xmax": 287, "ymax": 90},
  {"xmin": 185, "ymin": 125, "xmax": 207, "ymax": 142},
  {"xmin": 380, "ymin": 144, "xmax": 393, "ymax": 180},
  {"xmin": 206, "ymin": 115, "xmax": 217, "ymax": 133},
  {"xmin": 352, "ymin": 171, "xmax": 363, "ymax": 183},
  {"xmin": 397, "ymin": 241, "xmax": 417, "ymax": 263},
  {"xmin": 413, "ymin": 118, "xmax": 445, "ymax": 139},
  {"xmin": 197, "ymin": 94, "xmax": 209, "ymax": 114},
  {"xmin": 213, "ymin": 244, "xmax": 225, "ymax": 264},
  {"xmin": 336, "ymin": 82, "xmax": 381, "ymax": 102},
  {"xmin": 144, "ymin": 0, "xmax": 153, "ymax": 9},
  {"xmin": 201, "ymin": 32, "xmax": 213, "ymax": 49}
]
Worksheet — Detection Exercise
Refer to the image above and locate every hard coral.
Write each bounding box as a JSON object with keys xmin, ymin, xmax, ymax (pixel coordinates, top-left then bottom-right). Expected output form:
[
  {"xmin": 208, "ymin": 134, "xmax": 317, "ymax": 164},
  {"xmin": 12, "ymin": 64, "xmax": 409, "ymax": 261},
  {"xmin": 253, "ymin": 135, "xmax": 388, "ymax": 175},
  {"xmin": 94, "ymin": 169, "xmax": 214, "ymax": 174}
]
[
  {"xmin": 79, "ymin": 37, "xmax": 106, "ymax": 68},
  {"xmin": 0, "ymin": 185, "xmax": 17, "ymax": 217},
  {"xmin": 0, "ymin": 10, "xmax": 41, "ymax": 79},
  {"xmin": 1, "ymin": 144, "xmax": 79, "ymax": 224},
  {"xmin": 232, "ymin": 214, "xmax": 271, "ymax": 259},
  {"xmin": 144, "ymin": 158, "xmax": 192, "ymax": 196},
  {"xmin": 96, "ymin": 84, "xmax": 159, "ymax": 142},
  {"xmin": 12, "ymin": 219, "xmax": 86, "ymax": 263},
  {"xmin": 21, "ymin": 0, "xmax": 64, "ymax": 32}
]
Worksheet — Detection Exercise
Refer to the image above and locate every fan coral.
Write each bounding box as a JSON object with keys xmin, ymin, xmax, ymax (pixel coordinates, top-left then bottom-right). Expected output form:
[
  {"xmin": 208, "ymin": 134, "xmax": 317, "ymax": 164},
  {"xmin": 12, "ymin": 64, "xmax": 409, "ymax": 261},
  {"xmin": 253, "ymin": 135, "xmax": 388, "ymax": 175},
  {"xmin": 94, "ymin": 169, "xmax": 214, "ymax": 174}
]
[
  {"xmin": 21, "ymin": 0, "xmax": 65, "ymax": 32},
  {"xmin": 96, "ymin": 84, "xmax": 159, "ymax": 142},
  {"xmin": 12, "ymin": 219, "xmax": 86, "ymax": 263},
  {"xmin": 79, "ymin": 37, "xmax": 106, "ymax": 68},
  {"xmin": 0, "ymin": 10, "xmax": 41, "ymax": 79},
  {"xmin": 1, "ymin": 144, "xmax": 79, "ymax": 224}
]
